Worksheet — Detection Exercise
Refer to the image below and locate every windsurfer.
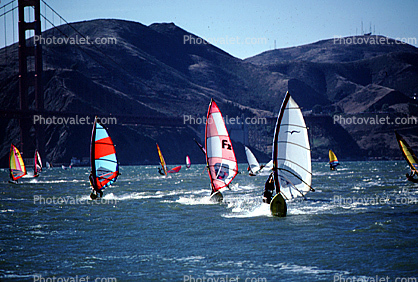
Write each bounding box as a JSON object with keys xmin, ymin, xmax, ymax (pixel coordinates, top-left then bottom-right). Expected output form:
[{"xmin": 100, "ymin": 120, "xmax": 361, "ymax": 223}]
[
  {"xmin": 406, "ymin": 169, "xmax": 418, "ymax": 183},
  {"xmin": 9, "ymin": 170, "xmax": 18, "ymax": 183},
  {"xmin": 158, "ymin": 167, "xmax": 165, "ymax": 175},
  {"xmin": 263, "ymin": 172, "xmax": 275, "ymax": 204},
  {"xmin": 89, "ymin": 172, "xmax": 103, "ymax": 199}
]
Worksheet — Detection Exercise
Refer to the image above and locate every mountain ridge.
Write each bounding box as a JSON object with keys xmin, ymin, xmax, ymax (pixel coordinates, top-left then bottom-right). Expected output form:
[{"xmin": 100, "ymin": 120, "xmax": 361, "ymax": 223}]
[{"xmin": 0, "ymin": 19, "xmax": 417, "ymax": 167}]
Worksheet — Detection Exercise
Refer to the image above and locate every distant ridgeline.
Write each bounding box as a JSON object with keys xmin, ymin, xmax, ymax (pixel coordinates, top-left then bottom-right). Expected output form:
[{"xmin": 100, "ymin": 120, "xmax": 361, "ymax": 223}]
[{"xmin": 0, "ymin": 19, "xmax": 417, "ymax": 166}]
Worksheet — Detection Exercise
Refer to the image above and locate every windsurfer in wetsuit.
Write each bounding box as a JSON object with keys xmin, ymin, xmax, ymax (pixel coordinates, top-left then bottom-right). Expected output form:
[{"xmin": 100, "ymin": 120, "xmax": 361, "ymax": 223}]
[
  {"xmin": 263, "ymin": 172, "xmax": 275, "ymax": 204},
  {"xmin": 9, "ymin": 170, "xmax": 17, "ymax": 183},
  {"xmin": 158, "ymin": 167, "xmax": 165, "ymax": 175},
  {"xmin": 406, "ymin": 168, "xmax": 418, "ymax": 183},
  {"xmin": 89, "ymin": 172, "xmax": 103, "ymax": 199}
]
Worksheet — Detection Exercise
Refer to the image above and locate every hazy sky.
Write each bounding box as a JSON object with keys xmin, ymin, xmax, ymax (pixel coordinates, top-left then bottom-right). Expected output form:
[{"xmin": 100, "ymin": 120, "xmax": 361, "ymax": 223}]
[{"xmin": 2, "ymin": 0, "xmax": 418, "ymax": 59}]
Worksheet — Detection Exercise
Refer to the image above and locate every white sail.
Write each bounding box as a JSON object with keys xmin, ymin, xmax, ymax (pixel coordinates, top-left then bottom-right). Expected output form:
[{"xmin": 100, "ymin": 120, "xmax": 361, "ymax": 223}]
[
  {"xmin": 273, "ymin": 92, "xmax": 312, "ymax": 200},
  {"xmin": 244, "ymin": 146, "xmax": 261, "ymax": 174}
]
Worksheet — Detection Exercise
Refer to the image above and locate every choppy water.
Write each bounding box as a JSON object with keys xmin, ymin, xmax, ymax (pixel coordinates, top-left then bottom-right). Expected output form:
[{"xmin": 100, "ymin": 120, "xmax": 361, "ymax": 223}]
[{"xmin": 1, "ymin": 161, "xmax": 418, "ymax": 281}]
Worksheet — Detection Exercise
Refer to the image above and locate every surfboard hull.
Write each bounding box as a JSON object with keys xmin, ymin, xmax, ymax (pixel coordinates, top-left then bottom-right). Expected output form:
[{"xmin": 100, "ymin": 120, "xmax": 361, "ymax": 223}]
[
  {"xmin": 210, "ymin": 191, "xmax": 223, "ymax": 203},
  {"xmin": 270, "ymin": 193, "xmax": 287, "ymax": 217}
]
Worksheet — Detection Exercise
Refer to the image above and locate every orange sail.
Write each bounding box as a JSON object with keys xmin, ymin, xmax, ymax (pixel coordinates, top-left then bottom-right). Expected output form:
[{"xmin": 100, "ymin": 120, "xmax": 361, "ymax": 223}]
[{"xmin": 156, "ymin": 143, "xmax": 167, "ymax": 176}]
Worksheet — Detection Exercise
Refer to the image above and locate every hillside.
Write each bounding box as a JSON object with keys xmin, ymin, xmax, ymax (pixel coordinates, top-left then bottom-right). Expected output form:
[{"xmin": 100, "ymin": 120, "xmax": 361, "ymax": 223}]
[{"xmin": 1, "ymin": 20, "xmax": 418, "ymax": 167}]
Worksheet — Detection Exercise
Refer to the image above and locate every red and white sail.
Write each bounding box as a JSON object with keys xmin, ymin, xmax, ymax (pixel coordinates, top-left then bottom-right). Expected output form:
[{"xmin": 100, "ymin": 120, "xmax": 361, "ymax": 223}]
[{"xmin": 205, "ymin": 99, "xmax": 238, "ymax": 193}]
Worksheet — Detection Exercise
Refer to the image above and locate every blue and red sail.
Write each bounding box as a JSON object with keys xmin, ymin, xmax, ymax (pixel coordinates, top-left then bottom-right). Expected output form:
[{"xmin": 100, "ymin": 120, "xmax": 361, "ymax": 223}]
[{"xmin": 90, "ymin": 117, "xmax": 119, "ymax": 191}]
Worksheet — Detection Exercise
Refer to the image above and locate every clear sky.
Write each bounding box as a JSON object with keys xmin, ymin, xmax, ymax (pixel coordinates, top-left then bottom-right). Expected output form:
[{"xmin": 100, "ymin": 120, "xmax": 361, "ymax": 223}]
[{"xmin": 2, "ymin": 0, "xmax": 418, "ymax": 59}]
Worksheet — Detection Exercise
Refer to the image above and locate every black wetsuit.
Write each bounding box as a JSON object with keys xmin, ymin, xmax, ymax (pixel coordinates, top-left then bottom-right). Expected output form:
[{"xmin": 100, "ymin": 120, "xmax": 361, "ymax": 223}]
[{"xmin": 263, "ymin": 173, "xmax": 275, "ymax": 204}]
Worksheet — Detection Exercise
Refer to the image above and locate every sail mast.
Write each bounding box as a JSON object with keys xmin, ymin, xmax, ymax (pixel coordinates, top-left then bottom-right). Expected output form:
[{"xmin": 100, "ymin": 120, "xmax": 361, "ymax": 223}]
[{"xmin": 272, "ymin": 92, "xmax": 291, "ymax": 195}]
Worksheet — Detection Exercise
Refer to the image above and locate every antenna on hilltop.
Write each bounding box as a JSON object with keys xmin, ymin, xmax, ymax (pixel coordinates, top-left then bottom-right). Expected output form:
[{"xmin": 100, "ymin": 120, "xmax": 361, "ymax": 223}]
[
  {"xmin": 274, "ymin": 40, "xmax": 276, "ymax": 50},
  {"xmin": 361, "ymin": 20, "xmax": 363, "ymax": 35}
]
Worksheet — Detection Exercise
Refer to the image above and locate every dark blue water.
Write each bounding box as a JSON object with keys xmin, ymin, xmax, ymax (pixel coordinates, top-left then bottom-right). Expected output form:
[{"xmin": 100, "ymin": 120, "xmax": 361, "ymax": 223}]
[{"xmin": 1, "ymin": 161, "xmax": 418, "ymax": 281}]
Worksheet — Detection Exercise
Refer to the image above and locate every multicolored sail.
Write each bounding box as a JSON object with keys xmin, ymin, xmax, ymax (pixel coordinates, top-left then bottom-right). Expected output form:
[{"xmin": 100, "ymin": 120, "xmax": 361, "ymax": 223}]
[
  {"xmin": 205, "ymin": 99, "xmax": 238, "ymax": 193},
  {"xmin": 90, "ymin": 117, "xmax": 119, "ymax": 191},
  {"xmin": 34, "ymin": 150, "xmax": 42, "ymax": 175},
  {"xmin": 272, "ymin": 92, "xmax": 313, "ymax": 200},
  {"xmin": 329, "ymin": 149, "xmax": 339, "ymax": 169},
  {"xmin": 186, "ymin": 155, "xmax": 191, "ymax": 168},
  {"xmin": 9, "ymin": 144, "xmax": 27, "ymax": 181},
  {"xmin": 156, "ymin": 143, "xmax": 167, "ymax": 176},
  {"xmin": 395, "ymin": 131, "xmax": 418, "ymax": 173}
]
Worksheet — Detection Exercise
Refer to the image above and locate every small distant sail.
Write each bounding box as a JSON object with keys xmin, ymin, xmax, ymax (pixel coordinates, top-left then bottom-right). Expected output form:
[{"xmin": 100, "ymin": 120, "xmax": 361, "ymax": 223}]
[
  {"xmin": 156, "ymin": 143, "xmax": 167, "ymax": 176},
  {"xmin": 34, "ymin": 150, "xmax": 42, "ymax": 176},
  {"xmin": 9, "ymin": 144, "xmax": 27, "ymax": 181},
  {"xmin": 205, "ymin": 99, "xmax": 238, "ymax": 194},
  {"xmin": 46, "ymin": 161, "xmax": 51, "ymax": 169},
  {"xmin": 194, "ymin": 138, "xmax": 206, "ymax": 155},
  {"xmin": 329, "ymin": 149, "xmax": 339, "ymax": 170},
  {"xmin": 90, "ymin": 117, "xmax": 119, "ymax": 192},
  {"xmin": 395, "ymin": 131, "xmax": 418, "ymax": 174},
  {"xmin": 262, "ymin": 160, "xmax": 273, "ymax": 171},
  {"xmin": 272, "ymin": 92, "xmax": 313, "ymax": 201},
  {"xmin": 168, "ymin": 165, "xmax": 182, "ymax": 173},
  {"xmin": 186, "ymin": 155, "xmax": 191, "ymax": 168},
  {"xmin": 245, "ymin": 146, "xmax": 261, "ymax": 175}
]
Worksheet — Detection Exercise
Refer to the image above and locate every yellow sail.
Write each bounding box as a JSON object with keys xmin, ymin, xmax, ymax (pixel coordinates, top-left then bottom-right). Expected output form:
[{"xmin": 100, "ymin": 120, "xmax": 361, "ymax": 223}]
[
  {"xmin": 9, "ymin": 144, "xmax": 27, "ymax": 181},
  {"xmin": 395, "ymin": 132, "xmax": 418, "ymax": 173},
  {"xmin": 329, "ymin": 149, "xmax": 339, "ymax": 169},
  {"xmin": 156, "ymin": 143, "xmax": 167, "ymax": 176},
  {"xmin": 329, "ymin": 150, "xmax": 338, "ymax": 162}
]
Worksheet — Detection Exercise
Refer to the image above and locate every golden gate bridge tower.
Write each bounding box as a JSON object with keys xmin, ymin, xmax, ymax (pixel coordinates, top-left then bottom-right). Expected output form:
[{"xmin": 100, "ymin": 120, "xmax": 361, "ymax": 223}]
[{"xmin": 18, "ymin": 0, "xmax": 44, "ymax": 159}]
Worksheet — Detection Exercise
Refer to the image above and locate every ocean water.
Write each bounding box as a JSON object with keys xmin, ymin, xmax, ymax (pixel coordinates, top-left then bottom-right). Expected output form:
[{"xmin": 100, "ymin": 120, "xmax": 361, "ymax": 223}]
[{"xmin": 1, "ymin": 161, "xmax": 418, "ymax": 282}]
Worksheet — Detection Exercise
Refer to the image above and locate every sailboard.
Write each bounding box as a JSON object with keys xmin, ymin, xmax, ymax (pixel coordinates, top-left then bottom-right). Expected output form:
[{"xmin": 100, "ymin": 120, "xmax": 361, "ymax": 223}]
[
  {"xmin": 90, "ymin": 117, "xmax": 119, "ymax": 199},
  {"xmin": 34, "ymin": 150, "xmax": 42, "ymax": 177},
  {"xmin": 9, "ymin": 144, "xmax": 27, "ymax": 183},
  {"xmin": 205, "ymin": 99, "xmax": 238, "ymax": 202},
  {"xmin": 395, "ymin": 131, "xmax": 418, "ymax": 182},
  {"xmin": 267, "ymin": 92, "xmax": 313, "ymax": 217},
  {"xmin": 186, "ymin": 155, "xmax": 191, "ymax": 168},
  {"xmin": 245, "ymin": 146, "xmax": 261, "ymax": 176},
  {"xmin": 329, "ymin": 149, "xmax": 339, "ymax": 170},
  {"xmin": 156, "ymin": 143, "xmax": 167, "ymax": 176}
]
